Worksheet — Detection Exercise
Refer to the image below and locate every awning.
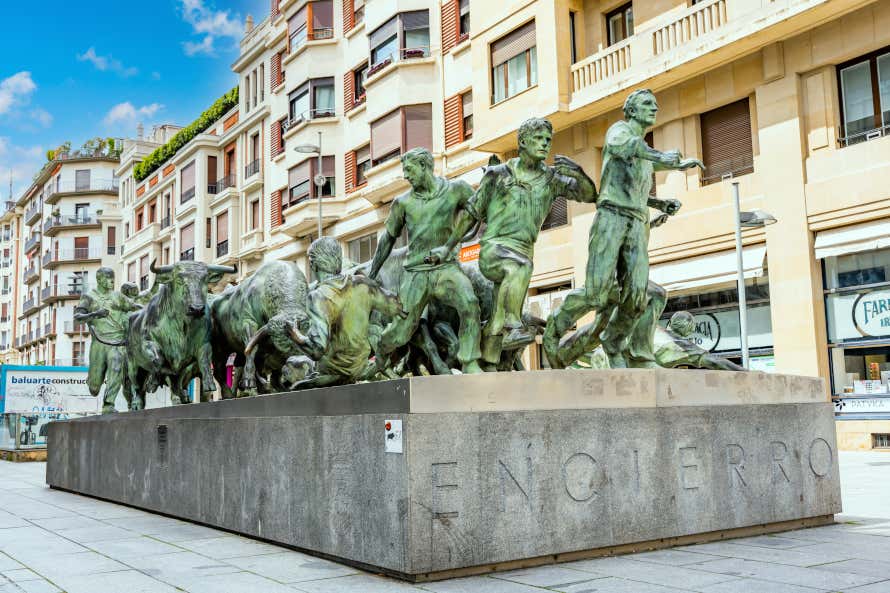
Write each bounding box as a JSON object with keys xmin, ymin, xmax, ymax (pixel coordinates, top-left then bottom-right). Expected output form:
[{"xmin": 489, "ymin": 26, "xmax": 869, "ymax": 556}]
[
  {"xmin": 650, "ymin": 245, "xmax": 767, "ymax": 292},
  {"xmin": 814, "ymin": 219, "xmax": 890, "ymax": 259}
]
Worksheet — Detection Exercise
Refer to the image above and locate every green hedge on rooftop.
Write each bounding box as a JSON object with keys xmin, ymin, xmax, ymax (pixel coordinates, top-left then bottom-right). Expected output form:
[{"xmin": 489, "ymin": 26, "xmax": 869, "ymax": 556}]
[{"xmin": 133, "ymin": 86, "xmax": 239, "ymax": 183}]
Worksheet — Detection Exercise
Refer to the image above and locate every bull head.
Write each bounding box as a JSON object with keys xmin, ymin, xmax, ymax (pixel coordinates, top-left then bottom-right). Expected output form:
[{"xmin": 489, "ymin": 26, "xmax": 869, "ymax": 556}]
[{"xmin": 150, "ymin": 260, "xmax": 237, "ymax": 317}]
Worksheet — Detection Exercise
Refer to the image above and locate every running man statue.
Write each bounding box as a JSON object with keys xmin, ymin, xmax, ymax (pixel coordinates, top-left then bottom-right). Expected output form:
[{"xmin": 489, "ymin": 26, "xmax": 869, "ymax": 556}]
[
  {"xmin": 429, "ymin": 118, "xmax": 597, "ymax": 365},
  {"xmin": 543, "ymin": 89, "xmax": 704, "ymax": 368},
  {"xmin": 74, "ymin": 267, "xmax": 140, "ymax": 413},
  {"xmin": 370, "ymin": 148, "xmax": 483, "ymax": 374}
]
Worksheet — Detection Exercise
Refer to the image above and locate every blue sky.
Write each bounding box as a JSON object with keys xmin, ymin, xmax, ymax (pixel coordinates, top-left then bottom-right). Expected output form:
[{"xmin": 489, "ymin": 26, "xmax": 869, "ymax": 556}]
[{"xmin": 0, "ymin": 0, "xmax": 265, "ymax": 199}]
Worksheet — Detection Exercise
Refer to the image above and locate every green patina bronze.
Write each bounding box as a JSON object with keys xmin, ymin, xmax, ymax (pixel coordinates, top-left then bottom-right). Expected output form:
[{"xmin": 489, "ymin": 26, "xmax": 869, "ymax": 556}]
[
  {"xmin": 430, "ymin": 119, "xmax": 597, "ymax": 365},
  {"xmin": 74, "ymin": 267, "xmax": 141, "ymax": 413},
  {"xmin": 293, "ymin": 237, "xmax": 404, "ymax": 388},
  {"xmin": 543, "ymin": 89, "xmax": 704, "ymax": 369},
  {"xmin": 655, "ymin": 311, "xmax": 744, "ymax": 371},
  {"xmin": 370, "ymin": 148, "xmax": 484, "ymax": 374}
]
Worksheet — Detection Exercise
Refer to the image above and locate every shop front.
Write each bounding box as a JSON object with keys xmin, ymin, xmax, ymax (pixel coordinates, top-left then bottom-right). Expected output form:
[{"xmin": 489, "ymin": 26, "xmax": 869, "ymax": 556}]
[
  {"xmin": 818, "ymin": 222, "xmax": 890, "ymax": 449},
  {"xmin": 651, "ymin": 245, "xmax": 775, "ymax": 370}
]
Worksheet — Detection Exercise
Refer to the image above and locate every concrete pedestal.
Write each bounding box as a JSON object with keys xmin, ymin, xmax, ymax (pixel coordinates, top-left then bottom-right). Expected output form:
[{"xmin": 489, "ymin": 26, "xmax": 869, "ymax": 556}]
[{"xmin": 45, "ymin": 369, "xmax": 841, "ymax": 581}]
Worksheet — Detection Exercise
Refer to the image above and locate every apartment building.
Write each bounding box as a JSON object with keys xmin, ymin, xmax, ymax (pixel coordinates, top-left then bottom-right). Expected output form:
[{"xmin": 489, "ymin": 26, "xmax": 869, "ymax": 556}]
[
  {"xmin": 0, "ymin": 202, "xmax": 19, "ymax": 363},
  {"xmin": 11, "ymin": 152, "xmax": 121, "ymax": 366}
]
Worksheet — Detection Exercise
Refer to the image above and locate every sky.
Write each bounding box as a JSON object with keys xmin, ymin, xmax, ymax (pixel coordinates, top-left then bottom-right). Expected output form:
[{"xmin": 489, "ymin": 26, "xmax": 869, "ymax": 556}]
[{"xmin": 0, "ymin": 0, "xmax": 265, "ymax": 200}]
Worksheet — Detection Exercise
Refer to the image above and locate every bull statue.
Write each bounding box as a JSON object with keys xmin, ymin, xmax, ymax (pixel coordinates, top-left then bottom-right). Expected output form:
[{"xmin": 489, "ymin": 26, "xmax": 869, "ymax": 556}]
[
  {"xmin": 209, "ymin": 260, "xmax": 309, "ymax": 397},
  {"xmin": 92, "ymin": 260, "xmax": 236, "ymax": 407}
]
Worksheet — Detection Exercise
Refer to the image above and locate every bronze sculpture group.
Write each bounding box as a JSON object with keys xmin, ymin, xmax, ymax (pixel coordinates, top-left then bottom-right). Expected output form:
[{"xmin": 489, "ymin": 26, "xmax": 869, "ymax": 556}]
[{"xmin": 79, "ymin": 90, "xmax": 743, "ymax": 412}]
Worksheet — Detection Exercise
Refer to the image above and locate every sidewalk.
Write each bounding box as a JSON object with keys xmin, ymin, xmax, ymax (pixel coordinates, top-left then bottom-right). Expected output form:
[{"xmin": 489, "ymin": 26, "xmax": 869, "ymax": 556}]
[{"xmin": 0, "ymin": 451, "xmax": 887, "ymax": 593}]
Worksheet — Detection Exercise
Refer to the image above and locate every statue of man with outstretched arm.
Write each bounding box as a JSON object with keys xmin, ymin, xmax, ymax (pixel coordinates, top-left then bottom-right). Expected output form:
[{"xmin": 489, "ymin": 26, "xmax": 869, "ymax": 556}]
[
  {"xmin": 543, "ymin": 89, "xmax": 704, "ymax": 369},
  {"xmin": 428, "ymin": 118, "xmax": 597, "ymax": 366}
]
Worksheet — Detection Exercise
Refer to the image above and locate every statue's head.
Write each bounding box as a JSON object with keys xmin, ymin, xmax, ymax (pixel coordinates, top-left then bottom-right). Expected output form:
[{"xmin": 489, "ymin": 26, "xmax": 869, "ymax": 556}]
[
  {"xmin": 624, "ymin": 89, "xmax": 658, "ymax": 128},
  {"xmin": 282, "ymin": 355, "xmax": 315, "ymax": 388},
  {"xmin": 96, "ymin": 267, "xmax": 114, "ymax": 291},
  {"xmin": 401, "ymin": 148, "xmax": 434, "ymax": 188},
  {"xmin": 120, "ymin": 282, "xmax": 139, "ymax": 299},
  {"xmin": 517, "ymin": 118, "xmax": 553, "ymax": 163},
  {"xmin": 308, "ymin": 236, "xmax": 342, "ymax": 277},
  {"xmin": 669, "ymin": 311, "xmax": 695, "ymax": 338}
]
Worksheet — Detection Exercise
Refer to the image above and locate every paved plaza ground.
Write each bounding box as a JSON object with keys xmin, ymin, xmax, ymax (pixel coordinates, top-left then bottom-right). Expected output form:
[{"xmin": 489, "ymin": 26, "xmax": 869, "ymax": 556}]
[{"xmin": 0, "ymin": 451, "xmax": 887, "ymax": 593}]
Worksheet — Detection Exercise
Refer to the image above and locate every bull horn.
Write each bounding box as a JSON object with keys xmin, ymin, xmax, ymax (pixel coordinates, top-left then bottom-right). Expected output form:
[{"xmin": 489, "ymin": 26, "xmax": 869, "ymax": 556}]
[
  {"xmin": 245, "ymin": 324, "xmax": 269, "ymax": 356},
  {"xmin": 288, "ymin": 323, "xmax": 309, "ymax": 346},
  {"xmin": 150, "ymin": 259, "xmax": 174, "ymax": 274},
  {"xmin": 207, "ymin": 264, "xmax": 237, "ymax": 275}
]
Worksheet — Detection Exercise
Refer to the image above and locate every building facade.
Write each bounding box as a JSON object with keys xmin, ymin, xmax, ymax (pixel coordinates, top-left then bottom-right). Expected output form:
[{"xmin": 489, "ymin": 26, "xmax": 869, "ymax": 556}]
[{"xmin": 114, "ymin": 0, "xmax": 890, "ymax": 449}]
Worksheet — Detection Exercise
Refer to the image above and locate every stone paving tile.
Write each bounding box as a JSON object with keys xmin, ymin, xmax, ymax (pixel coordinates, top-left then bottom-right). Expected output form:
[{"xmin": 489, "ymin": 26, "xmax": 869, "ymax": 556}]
[
  {"xmin": 224, "ymin": 550, "xmax": 359, "ymax": 583},
  {"xmin": 846, "ymin": 580, "xmax": 890, "ymax": 592},
  {"xmin": 694, "ymin": 578, "xmax": 829, "ymax": 592},
  {"xmin": 54, "ymin": 524, "xmax": 138, "ymax": 543},
  {"xmin": 420, "ymin": 575, "xmax": 567, "ymax": 592},
  {"xmin": 103, "ymin": 514, "xmax": 191, "ymax": 533},
  {"xmin": 178, "ymin": 535, "xmax": 288, "ymax": 559},
  {"xmin": 291, "ymin": 573, "xmax": 432, "ymax": 592},
  {"xmin": 10, "ymin": 550, "xmax": 129, "ymax": 579},
  {"xmin": 84, "ymin": 535, "xmax": 184, "ymax": 560},
  {"xmin": 123, "ymin": 550, "xmax": 241, "ymax": 580},
  {"xmin": 28, "ymin": 515, "xmax": 106, "ymax": 531},
  {"xmin": 630, "ymin": 549, "xmax": 725, "ymax": 567},
  {"xmin": 724, "ymin": 535, "xmax": 825, "ymax": 550},
  {"xmin": 176, "ymin": 570, "xmax": 310, "ymax": 592},
  {"xmin": 674, "ymin": 541, "xmax": 851, "ymax": 567},
  {"xmin": 789, "ymin": 541, "xmax": 890, "ymax": 564},
  {"xmin": 0, "ymin": 512, "xmax": 29, "ymax": 530},
  {"xmin": 49, "ymin": 569, "xmax": 181, "ymax": 593},
  {"xmin": 0, "ymin": 580, "xmax": 63, "ymax": 593},
  {"xmin": 551, "ymin": 576, "xmax": 695, "ymax": 592},
  {"xmin": 0, "ymin": 553, "xmax": 22, "ymax": 572},
  {"xmin": 566, "ymin": 556, "xmax": 737, "ymax": 590},
  {"xmin": 139, "ymin": 521, "xmax": 226, "ymax": 543},
  {"xmin": 1, "ymin": 568, "xmax": 41, "ymax": 582},
  {"xmin": 810, "ymin": 558, "xmax": 890, "ymax": 579},
  {"xmin": 492, "ymin": 565, "xmax": 604, "ymax": 588},
  {"xmin": 691, "ymin": 557, "xmax": 882, "ymax": 590}
]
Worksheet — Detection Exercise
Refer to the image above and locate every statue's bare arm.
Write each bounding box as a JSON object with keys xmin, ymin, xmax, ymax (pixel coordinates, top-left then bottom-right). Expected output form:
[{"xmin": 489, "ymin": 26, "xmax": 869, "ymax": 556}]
[
  {"xmin": 638, "ymin": 143, "xmax": 704, "ymax": 172},
  {"xmin": 369, "ymin": 199, "xmax": 405, "ymax": 279},
  {"xmin": 553, "ymin": 155, "xmax": 597, "ymax": 203}
]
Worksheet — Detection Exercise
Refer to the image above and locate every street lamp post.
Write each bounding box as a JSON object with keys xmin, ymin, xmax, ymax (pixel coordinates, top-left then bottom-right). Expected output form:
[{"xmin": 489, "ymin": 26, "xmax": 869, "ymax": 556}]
[
  {"xmin": 294, "ymin": 130, "xmax": 325, "ymax": 239},
  {"xmin": 730, "ymin": 180, "xmax": 777, "ymax": 370}
]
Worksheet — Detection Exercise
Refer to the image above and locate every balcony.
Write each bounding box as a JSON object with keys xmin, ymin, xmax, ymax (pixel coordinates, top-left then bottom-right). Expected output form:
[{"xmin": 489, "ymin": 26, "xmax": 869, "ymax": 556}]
[
  {"xmin": 0, "ymin": 259, "xmax": 10, "ymax": 270},
  {"xmin": 289, "ymin": 25, "xmax": 334, "ymax": 56},
  {"xmin": 21, "ymin": 298, "xmax": 37, "ymax": 315},
  {"xmin": 160, "ymin": 215, "xmax": 171, "ymax": 229},
  {"xmin": 64, "ymin": 321, "xmax": 90, "ymax": 335},
  {"xmin": 209, "ymin": 174, "xmax": 236, "ymax": 196},
  {"xmin": 23, "ymin": 266, "xmax": 39, "ymax": 285},
  {"xmin": 127, "ymin": 222, "xmax": 160, "ymax": 251},
  {"xmin": 367, "ymin": 46, "xmax": 432, "ymax": 80},
  {"xmin": 23, "ymin": 233, "xmax": 41, "ymax": 254},
  {"xmin": 216, "ymin": 240, "xmax": 229, "ymax": 258},
  {"xmin": 2, "ymin": 201, "xmax": 15, "ymax": 216},
  {"xmin": 43, "ymin": 247, "xmax": 103, "ymax": 269},
  {"xmin": 244, "ymin": 159, "xmax": 260, "ymax": 179},
  {"xmin": 181, "ymin": 186, "xmax": 196, "ymax": 204},
  {"xmin": 42, "ymin": 283, "xmax": 87, "ymax": 304},
  {"xmin": 24, "ymin": 202, "xmax": 42, "ymax": 225},
  {"xmin": 280, "ymin": 195, "xmax": 347, "ymax": 238},
  {"xmin": 282, "ymin": 108, "xmax": 338, "ymax": 136},
  {"xmin": 43, "ymin": 322, "xmax": 55, "ymax": 339},
  {"xmin": 43, "ymin": 215, "xmax": 101, "ymax": 236},
  {"xmin": 45, "ymin": 178, "xmax": 118, "ymax": 204}
]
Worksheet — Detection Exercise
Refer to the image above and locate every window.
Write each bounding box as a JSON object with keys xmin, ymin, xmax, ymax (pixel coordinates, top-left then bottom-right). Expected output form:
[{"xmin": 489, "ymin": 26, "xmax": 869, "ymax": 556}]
[
  {"xmin": 251, "ymin": 200, "xmax": 260, "ymax": 230},
  {"xmin": 289, "ymin": 78, "xmax": 334, "ymax": 122},
  {"xmin": 244, "ymin": 76, "xmax": 251, "ymax": 112},
  {"xmin": 180, "ymin": 223, "xmax": 195, "ymax": 260},
  {"xmin": 288, "ymin": 161, "xmax": 311, "ymax": 205},
  {"xmin": 149, "ymin": 201, "xmax": 157, "ymax": 223},
  {"xmin": 181, "ymin": 161, "xmax": 196, "ymax": 203},
  {"xmin": 313, "ymin": 156, "xmax": 336, "ymax": 198},
  {"xmin": 700, "ymin": 99, "xmax": 754, "ymax": 185},
  {"xmin": 569, "ymin": 11, "xmax": 577, "ymax": 64},
  {"xmin": 135, "ymin": 208, "xmax": 144, "ymax": 232},
  {"xmin": 205, "ymin": 217, "xmax": 212, "ymax": 248},
  {"xmin": 356, "ymin": 145, "xmax": 371, "ymax": 186},
  {"xmin": 348, "ymin": 233, "xmax": 378, "ymax": 264},
  {"xmin": 370, "ymin": 104, "xmax": 433, "ymax": 166},
  {"xmin": 106, "ymin": 226, "xmax": 116, "ymax": 256},
  {"xmin": 606, "ymin": 3, "xmax": 633, "ymax": 46},
  {"xmin": 288, "ymin": 1, "xmax": 334, "ymax": 51},
  {"xmin": 75, "ymin": 170, "xmax": 90, "ymax": 191},
  {"xmin": 462, "ymin": 92, "xmax": 473, "ymax": 140},
  {"xmin": 354, "ymin": 0, "xmax": 365, "ymax": 26},
  {"xmin": 216, "ymin": 212, "xmax": 229, "ymax": 257},
  {"xmin": 369, "ymin": 11, "xmax": 430, "ymax": 71},
  {"xmin": 259, "ymin": 63, "xmax": 265, "ymax": 102},
  {"xmin": 354, "ymin": 63, "xmax": 368, "ymax": 104},
  {"xmin": 140, "ymin": 255, "xmax": 149, "ymax": 291},
  {"xmin": 459, "ymin": 0, "xmax": 470, "ymax": 39},
  {"xmin": 74, "ymin": 203, "xmax": 89, "ymax": 222},
  {"xmin": 491, "ymin": 21, "xmax": 537, "ymax": 104},
  {"xmin": 838, "ymin": 47, "xmax": 890, "ymax": 146},
  {"xmin": 288, "ymin": 6, "xmax": 308, "ymax": 50}
]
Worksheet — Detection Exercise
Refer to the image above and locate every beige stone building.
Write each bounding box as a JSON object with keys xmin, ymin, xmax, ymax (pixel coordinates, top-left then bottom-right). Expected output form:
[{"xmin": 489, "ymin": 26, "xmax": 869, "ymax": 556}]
[{"xmin": 117, "ymin": 0, "xmax": 890, "ymax": 449}]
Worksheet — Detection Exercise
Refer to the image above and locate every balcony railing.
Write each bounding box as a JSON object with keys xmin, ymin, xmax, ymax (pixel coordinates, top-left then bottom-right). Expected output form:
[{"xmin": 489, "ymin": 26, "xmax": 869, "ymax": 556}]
[
  {"xmin": 216, "ymin": 240, "xmax": 229, "ymax": 258},
  {"xmin": 0, "ymin": 259, "xmax": 10, "ymax": 269},
  {"xmin": 181, "ymin": 186, "xmax": 196, "ymax": 203},
  {"xmin": 21, "ymin": 298, "xmax": 37, "ymax": 314},
  {"xmin": 838, "ymin": 124, "xmax": 890, "ymax": 148},
  {"xmin": 289, "ymin": 25, "xmax": 334, "ymax": 53},
  {"xmin": 245, "ymin": 159, "xmax": 260, "ymax": 179},
  {"xmin": 3, "ymin": 201, "xmax": 15, "ymax": 215},
  {"xmin": 23, "ymin": 266, "xmax": 38, "ymax": 284},
  {"xmin": 181, "ymin": 248, "xmax": 195, "ymax": 261},
  {"xmin": 24, "ymin": 234, "xmax": 41, "ymax": 253},
  {"xmin": 47, "ymin": 179, "xmax": 119, "ymax": 202},
  {"xmin": 43, "ymin": 248, "xmax": 104, "ymax": 265},
  {"xmin": 44, "ymin": 215, "xmax": 97, "ymax": 234},
  {"xmin": 44, "ymin": 322, "xmax": 54, "ymax": 337},
  {"xmin": 42, "ymin": 283, "xmax": 87, "ymax": 301},
  {"xmin": 368, "ymin": 46, "xmax": 431, "ymax": 77},
  {"xmin": 210, "ymin": 174, "xmax": 236, "ymax": 194},
  {"xmin": 64, "ymin": 321, "xmax": 90, "ymax": 335},
  {"xmin": 24, "ymin": 202, "xmax": 42, "ymax": 224},
  {"xmin": 160, "ymin": 215, "xmax": 171, "ymax": 229}
]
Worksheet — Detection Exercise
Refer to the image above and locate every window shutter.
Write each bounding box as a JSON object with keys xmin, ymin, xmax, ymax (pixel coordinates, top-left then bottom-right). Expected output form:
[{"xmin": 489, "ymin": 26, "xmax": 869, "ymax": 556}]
[
  {"xmin": 271, "ymin": 190, "xmax": 283, "ymax": 228},
  {"xmin": 271, "ymin": 52, "xmax": 282, "ymax": 91},
  {"xmin": 271, "ymin": 121, "xmax": 281, "ymax": 158},
  {"xmin": 491, "ymin": 20, "xmax": 536, "ymax": 66},
  {"xmin": 271, "ymin": 0, "xmax": 280, "ymax": 19},
  {"xmin": 344, "ymin": 70, "xmax": 354, "ymax": 113},
  {"xmin": 442, "ymin": 0, "xmax": 458, "ymax": 54},
  {"xmin": 217, "ymin": 212, "xmax": 228, "ymax": 242},
  {"xmin": 343, "ymin": 0, "xmax": 354, "ymax": 34},
  {"xmin": 542, "ymin": 196, "xmax": 568, "ymax": 230},
  {"xmin": 140, "ymin": 255, "xmax": 149, "ymax": 277},
  {"xmin": 405, "ymin": 104, "xmax": 433, "ymax": 152},
  {"xmin": 345, "ymin": 150, "xmax": 357, "ymax": 193},
  {"xmin": 444, "ymin": 94, "xmax": 463, "ymax": 149},
  {"xmin": 700, "ymin": 98, "xmax": 754, "ymax": 185},
  {"xmin": 181, "ymin": 161, "xmax": 196, "ymax": 190},
  {"xmin": 371, "ymin": 108, "xmax": 403, "ymax": 162},
  {"xmin": 312, "ymin": 0, "xmax": 333, "ymax": 30},
  {"xmin": 370, "ymin": 17, "xmax": 398, "ymax": 49},
  {"xmin": 402, "ymin": 10, "xmax": 429, "ymax": 30},
  {"xmin": 180, "ymin": 223, "xmax": 195, "ymax": 251}
]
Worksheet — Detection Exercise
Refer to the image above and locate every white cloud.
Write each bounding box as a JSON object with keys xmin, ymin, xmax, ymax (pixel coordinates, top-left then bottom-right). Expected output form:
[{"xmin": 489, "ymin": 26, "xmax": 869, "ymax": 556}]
[
  {"xmin": 179, "ymin": 0, "xmax": 242, "ymax": 57},
  {"xmin": 29, "ymin": 108, "xmax": 52, "ymax": 128},
  {"xmin": 104, "ymin": 102, "xmax": 164, "ymax": 126},
  {"xmin": 77, "ymin": 47, "xmax": 139, "ymax": 77},
  {"xmin": 0, "ymin": 72, "xmax": 37, "ymax": 115},
  {"xmin": 0, "ymin": 137, "xmax": 50, "ymax": 200}
]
